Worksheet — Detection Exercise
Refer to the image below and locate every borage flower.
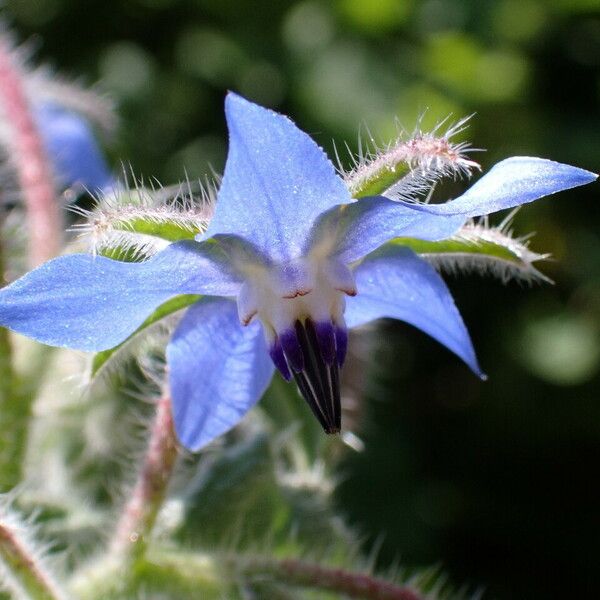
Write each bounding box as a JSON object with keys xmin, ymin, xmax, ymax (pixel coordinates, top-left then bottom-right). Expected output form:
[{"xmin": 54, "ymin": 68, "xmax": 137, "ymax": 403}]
[
  {"xmin": 34, "ymin": 102, "xmax": 115, "ymax": 193},
  {"xmin": 0, "ymin": 94, "xmax": 596, "ymax": 450}
]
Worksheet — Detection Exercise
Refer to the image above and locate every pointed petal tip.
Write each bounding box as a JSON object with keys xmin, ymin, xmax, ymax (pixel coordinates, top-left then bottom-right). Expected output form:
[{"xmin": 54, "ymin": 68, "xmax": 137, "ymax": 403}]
[
  {"xmin": 582, "ymin": 168, "xmax": 598, "ymax": 182},
  {"xmin": 504, "ymin": 156, "xmax": 598, "ymax": 185},
  {"xmin": 346, "ymin": 246, "xmax": 485, "ymax": 377},
  {"xmin": 469, "ymin": 358, "xmax": 487, "ymax": 381},
  {"xmin": 224, "ymin": 90, "xmax": 243, "ymax": 108},
  {"xmin": 175, "ymin": 425, "xmax": 211, "ymax": 453},
  {"xmin": 466, "ymin": 350, "xmax": 486, "ymax": 381},
  {"xmin": 224, "ymin": 91, "xmax": 271, "ymax": 121},
  {"xmin": 462, "ymin": 354, "xmax": 486, "ymax": 381},
  {"xmin": 223, "ymin": 92, "xmax": 289, "ymax": 137},
  {"xmin": 174, "ymin": 425, "xmax": 198, "ymax": 453},
  {"xmin": 213, "ymin": 91, "xmax": 351, "ymax": 261}
]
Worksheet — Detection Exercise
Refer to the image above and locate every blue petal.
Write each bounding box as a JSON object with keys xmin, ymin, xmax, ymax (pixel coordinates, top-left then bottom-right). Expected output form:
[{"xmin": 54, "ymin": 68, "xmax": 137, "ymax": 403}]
[
  {"xmin": 167, "ymin": 297, "xmax": 274, "ymax": 451},
  {"xmin": 202, "ymin": 93, "xmax": 351, "ymax": 261},
  {"xmin": 0, "ymin": 240, "xmax": 240, "ymax": 351},
  {"xmin": 399, "ymin": 157, "xmax": 597, "ymax": 218},
  {"xmin": 310, "ymin": 196, "xmax": 465, "ymax": 264},
  {"xmin": 35, "ymin": 103, "xmax": 115, "ymax": 192},
  {"xmin": 345, "ymin": 245, "xmax": 483, "ymax": 377}
]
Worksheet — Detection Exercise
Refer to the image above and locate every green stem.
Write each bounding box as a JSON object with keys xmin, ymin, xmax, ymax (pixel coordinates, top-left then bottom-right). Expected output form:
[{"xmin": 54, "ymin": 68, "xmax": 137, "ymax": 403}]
[
  {"xmin": 0, "ymin": 514, "xmax": 68, "ymax": 600},
  {"xmin": 109, "ymin": 395, "xmax": 178, "ymax": 561},
  {"xmin": 0, "ymin": 222, "xmax": 29, "ymax": 491},
  {"xmin": 69, "ymin": 551, "xmax": 221, "ymax": 600},
  {"xmin": 0, "ymin": 222, "xmax": 13, "ymax": 404}
]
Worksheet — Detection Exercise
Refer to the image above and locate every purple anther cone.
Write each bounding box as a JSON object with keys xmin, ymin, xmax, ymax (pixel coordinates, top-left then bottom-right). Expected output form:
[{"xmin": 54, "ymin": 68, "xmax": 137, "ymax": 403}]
[
  {"xmin": 279, "ymin": 328, "xmax": 304, "ymax": 372},
  {"xmin": 315, "ymin": 320, "xmax": 336, "ymax": 366},
  {"xmin": 269, "ymin": 339, "xmax": 292, "ymax": 381}
]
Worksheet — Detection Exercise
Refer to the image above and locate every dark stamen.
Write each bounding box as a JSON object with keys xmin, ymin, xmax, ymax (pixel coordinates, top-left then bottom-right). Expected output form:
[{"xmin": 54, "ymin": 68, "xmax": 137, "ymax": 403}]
[
  {"xmin": 278, "ymin": 319, "xmax": 343, "ymax": 434},
  {"xmin": 292, "ymin": 370, "xmax": 330, "ymax": 431},
  {"xmin": 303, "ymin": 320, "xmax": 335, "ymax": 427},
  {"xmin": 334, "ymin": 325, "xmax": 348, "ymax": 367}
]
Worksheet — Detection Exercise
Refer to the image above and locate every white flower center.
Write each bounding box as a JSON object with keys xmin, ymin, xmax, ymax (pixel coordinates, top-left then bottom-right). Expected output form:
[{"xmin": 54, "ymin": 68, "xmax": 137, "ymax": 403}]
[{"xmin": 236, "ymin": 255, "xmax": 356, "ymax": 338}]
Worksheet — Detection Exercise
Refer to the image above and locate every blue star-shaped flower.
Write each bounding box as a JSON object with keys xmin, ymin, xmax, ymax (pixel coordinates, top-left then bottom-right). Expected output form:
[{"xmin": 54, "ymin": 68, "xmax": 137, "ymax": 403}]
[{"xmin": 0, "ymin": 93, "xmax": 596, "ymax": 450}]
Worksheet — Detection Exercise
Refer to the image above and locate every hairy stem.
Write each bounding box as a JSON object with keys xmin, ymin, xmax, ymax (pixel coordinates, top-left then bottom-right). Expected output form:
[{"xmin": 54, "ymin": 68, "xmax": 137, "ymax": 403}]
[
  {"xmin": 149, "ymin": 549, "xmax": 425, "ymax": 600},
  {"xmin": 109, "ymin": 395, "xmax": 178, "ymax": 560},
  {"xmin": 0, "ymin": 514, "xmax": 68, "ymax": 600},
  {"xmin": 0, "ymin": 40, "xmax": 62, "ymax": 266},
  {"xmin": 243, "ymin": 557, "xmax": 425, "ymax": 600}
]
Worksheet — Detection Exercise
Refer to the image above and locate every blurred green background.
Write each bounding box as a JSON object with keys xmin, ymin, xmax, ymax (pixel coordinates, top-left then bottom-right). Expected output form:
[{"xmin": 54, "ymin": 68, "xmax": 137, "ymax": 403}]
[{"xmin": 3, "ymin": 0, "xmax": 599, "ymax": 597}]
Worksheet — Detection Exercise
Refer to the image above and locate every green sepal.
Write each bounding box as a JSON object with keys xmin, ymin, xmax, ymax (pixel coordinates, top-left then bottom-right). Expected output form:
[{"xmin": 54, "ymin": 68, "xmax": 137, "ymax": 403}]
[
  {"xmin": 90, "ymin": 294, "xmax": 200, "ymax": 377},
  {"xmin": 396, "ymin": 235, "xmax": 515, "ymax": 258},
  {"xmin": 347, "ymin": 162, "xmax": 412, "ymax": 198},
  {"xmin": 395, "ymin": 230, "xmax": 549, "ymax": 283},
  {"xmin": 111, "ymin": 216, "xmax": 203, "ymax": 242}
]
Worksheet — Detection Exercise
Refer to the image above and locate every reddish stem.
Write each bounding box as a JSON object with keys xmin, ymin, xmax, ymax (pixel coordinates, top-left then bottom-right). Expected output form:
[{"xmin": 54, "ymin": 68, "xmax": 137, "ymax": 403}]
[
  {"xmin": 249, "ymin": 557, "xmax": 425, "ymax": 600},
  {"xmin": 110, "ymin": 395, "xmax": 178, "ymax": 559},
  {"xmin": 0, "ymin": 516, "xmax": 67, "ymax": 600},
  {"xmin": 0, "ymin": 40, "xmax": 62, "ymax": 266}
]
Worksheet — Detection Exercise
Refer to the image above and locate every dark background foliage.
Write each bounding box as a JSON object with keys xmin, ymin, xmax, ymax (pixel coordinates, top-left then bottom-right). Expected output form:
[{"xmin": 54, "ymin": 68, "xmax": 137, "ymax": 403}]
[{"xmin": 4, "ymin": 0, "xmax": 599, "ymax": 597}]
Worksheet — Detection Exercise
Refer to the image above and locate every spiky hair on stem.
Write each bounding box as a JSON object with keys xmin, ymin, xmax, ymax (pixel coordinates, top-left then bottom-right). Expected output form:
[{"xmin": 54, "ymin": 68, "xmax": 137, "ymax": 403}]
[
  {"xmin": 0, "ymin": 28, "xmax": 116, "ymax": 265},
  {"xmin": 341, "ymin": 114, "xmax": 481, "ymax": 200},
  {"xmin": 24, "ymin": 69, "xmax": 116, "ymax": 136},
  {"xmin": 71, "ymin": 172, "xmax": 215, "ymax": 260},
  {"xmin": 0, "ymin": 495, "xmax": 69, "ymax": 600},
  {"xmin": 0, "ymin": 30, "xmax": 115, "ymax": 189},
  {"xmin": 0, "ymin": 30, "xmax": 116, "ymax": 135}
]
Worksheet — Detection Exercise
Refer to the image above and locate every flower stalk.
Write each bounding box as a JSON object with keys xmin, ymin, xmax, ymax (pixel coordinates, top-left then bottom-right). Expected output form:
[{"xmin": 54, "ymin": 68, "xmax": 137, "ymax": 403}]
[
  {"xmin": 0, "ymin": 40, "xmax": 61, "ymax": 266},
  {"xmin": 109, "ymin": 394, "xmax": 178, "ymax": 560}
]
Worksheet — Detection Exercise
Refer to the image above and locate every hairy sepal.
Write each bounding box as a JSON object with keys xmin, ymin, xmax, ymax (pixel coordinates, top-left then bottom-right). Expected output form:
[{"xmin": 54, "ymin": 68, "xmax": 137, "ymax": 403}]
[
  {"xmin": 72, "ymin": 183, "xmax": 213, "ymax": 261},
  {"xmin": 343, "ymin": 116, "xmax": 480, "ymax": 199},
  {"xmin": 397, "ymin": 220, "xmax": 551, "ymax": 284}
]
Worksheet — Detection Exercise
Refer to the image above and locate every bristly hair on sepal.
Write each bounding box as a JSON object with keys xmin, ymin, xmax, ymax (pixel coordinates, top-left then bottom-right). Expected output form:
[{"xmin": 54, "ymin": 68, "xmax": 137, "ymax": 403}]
[
  {"xmin": 421, "ymin": 210, "xmax": 553, "ymax": 285},
  {"xmin": 70, "ymin": 170, "xmax": 215, "ymax": 261},
  {"xmin": 341, "ymin": 113, "xmax": 481, "ymax": 200}
]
